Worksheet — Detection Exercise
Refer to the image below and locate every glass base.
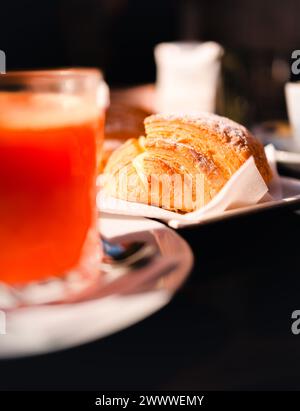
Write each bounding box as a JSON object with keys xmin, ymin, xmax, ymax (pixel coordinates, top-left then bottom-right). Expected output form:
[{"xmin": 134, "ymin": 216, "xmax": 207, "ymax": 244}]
[{"xmin": 0, "ymin": 229, "xmax": 103, "ymax": 310}]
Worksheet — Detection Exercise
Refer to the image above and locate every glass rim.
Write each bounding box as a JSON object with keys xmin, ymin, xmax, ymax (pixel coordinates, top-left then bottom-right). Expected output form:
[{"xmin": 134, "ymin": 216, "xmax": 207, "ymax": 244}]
[{"xmin": 0, "ymin": 67, "xmax": 103, "ymax": 81}]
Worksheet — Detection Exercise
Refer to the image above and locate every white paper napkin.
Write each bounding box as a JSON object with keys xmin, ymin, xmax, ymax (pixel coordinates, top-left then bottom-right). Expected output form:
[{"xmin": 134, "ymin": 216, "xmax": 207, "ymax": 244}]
[{"xmin": 98, "ymin": 145, "xmax": 281, "ymax": 228}]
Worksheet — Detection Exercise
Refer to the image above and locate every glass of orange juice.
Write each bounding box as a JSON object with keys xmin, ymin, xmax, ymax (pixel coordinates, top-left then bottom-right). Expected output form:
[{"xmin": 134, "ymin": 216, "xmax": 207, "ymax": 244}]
[{"xmin": 0, "ymin": 69, "xmax": 108, "ymax": 290}]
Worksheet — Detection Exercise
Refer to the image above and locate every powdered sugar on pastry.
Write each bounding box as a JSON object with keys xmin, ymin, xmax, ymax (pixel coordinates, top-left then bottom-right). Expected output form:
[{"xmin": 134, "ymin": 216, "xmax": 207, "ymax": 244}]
[{"xmin": 145, "ymin": 112, "xmax": 251, "ymax": 151}]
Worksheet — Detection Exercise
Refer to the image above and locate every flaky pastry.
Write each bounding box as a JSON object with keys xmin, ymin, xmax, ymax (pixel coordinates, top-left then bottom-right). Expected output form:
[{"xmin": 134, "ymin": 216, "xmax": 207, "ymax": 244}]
[{"xmin": 104, "ymin": 113, "xmax": 272, "ymax": 213}]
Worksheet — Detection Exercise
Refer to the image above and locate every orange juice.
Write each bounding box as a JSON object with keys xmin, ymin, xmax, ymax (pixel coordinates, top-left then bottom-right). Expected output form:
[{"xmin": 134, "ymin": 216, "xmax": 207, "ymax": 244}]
[{"xmin": 0, "ymin": 92, "xmax": 103, "ymax": 284}]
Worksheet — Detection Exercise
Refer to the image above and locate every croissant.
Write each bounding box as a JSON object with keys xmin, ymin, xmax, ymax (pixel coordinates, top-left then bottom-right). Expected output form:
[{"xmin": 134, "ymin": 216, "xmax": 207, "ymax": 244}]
[{"xmin": 103, "ymin": 113, "xmax": 272, "ymax": 213}]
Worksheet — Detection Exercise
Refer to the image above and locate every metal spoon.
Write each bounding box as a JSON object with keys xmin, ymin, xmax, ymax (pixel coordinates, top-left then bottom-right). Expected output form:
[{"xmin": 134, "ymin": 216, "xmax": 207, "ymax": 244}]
[{"xmin": 100, "ymin": 236, "xmax": 158, "ymax": 273}]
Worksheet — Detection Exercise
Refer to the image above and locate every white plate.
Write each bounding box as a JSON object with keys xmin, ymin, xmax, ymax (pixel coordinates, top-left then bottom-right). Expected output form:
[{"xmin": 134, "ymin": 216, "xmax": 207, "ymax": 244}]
[
  {"xmin": 98, "ymin": 174, "xmax": 300, "ymax": 229},
  {"xmin": 175, "ymin": 175, "xmax": 300, "ymax": 227},
  {"xmin": 0, "ymin": 215, "xmax": 193, "ymax": 358}
]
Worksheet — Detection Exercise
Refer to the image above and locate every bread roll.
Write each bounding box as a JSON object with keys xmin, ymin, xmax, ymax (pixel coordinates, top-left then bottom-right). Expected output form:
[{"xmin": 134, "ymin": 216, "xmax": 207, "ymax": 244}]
[{"xmin": 104, "ymin": 113, "xmax": 272, "ymax": 213}]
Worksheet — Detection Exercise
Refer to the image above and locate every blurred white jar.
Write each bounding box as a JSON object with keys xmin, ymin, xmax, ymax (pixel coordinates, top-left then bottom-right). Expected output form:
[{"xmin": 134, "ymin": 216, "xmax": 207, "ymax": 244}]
[
  {"xmin": 154, "ymin": 41, "xmax": 223, "ymax": 114},
  {"xmin": 285, "ymin": 82, "xmax": 300, "ymax": 150}
]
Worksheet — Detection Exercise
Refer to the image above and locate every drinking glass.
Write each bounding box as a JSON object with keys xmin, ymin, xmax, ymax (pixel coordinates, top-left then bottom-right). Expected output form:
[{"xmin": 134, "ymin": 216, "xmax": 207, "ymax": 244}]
[
  {"xmin": 285, "ymin": 82, "xmax": 300, "ymax": 150},
  {"xmin": 155, "ymin": 41, "xmax": 223, "ymax": 114},
  {"xmin": 0, "ymin": 68, "xmax": 108, "ymax": 288}
]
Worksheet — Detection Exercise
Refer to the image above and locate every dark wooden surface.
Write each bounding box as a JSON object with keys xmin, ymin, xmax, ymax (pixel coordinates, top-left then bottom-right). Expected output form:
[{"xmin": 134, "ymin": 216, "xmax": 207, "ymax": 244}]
[{"xmin": 1, "ymin": 206, "xmax": 300, "ymax": 390}]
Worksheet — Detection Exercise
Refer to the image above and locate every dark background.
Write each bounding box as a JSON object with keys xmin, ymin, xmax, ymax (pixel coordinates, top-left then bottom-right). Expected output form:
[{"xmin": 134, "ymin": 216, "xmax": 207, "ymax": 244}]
[
  {"xmin": 1, "ymin": 0, "xmax": 300, "ymax": 121},
  {"xmin": 1, "ymin": 0, "xmax": 300, "ymax": 391}
]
